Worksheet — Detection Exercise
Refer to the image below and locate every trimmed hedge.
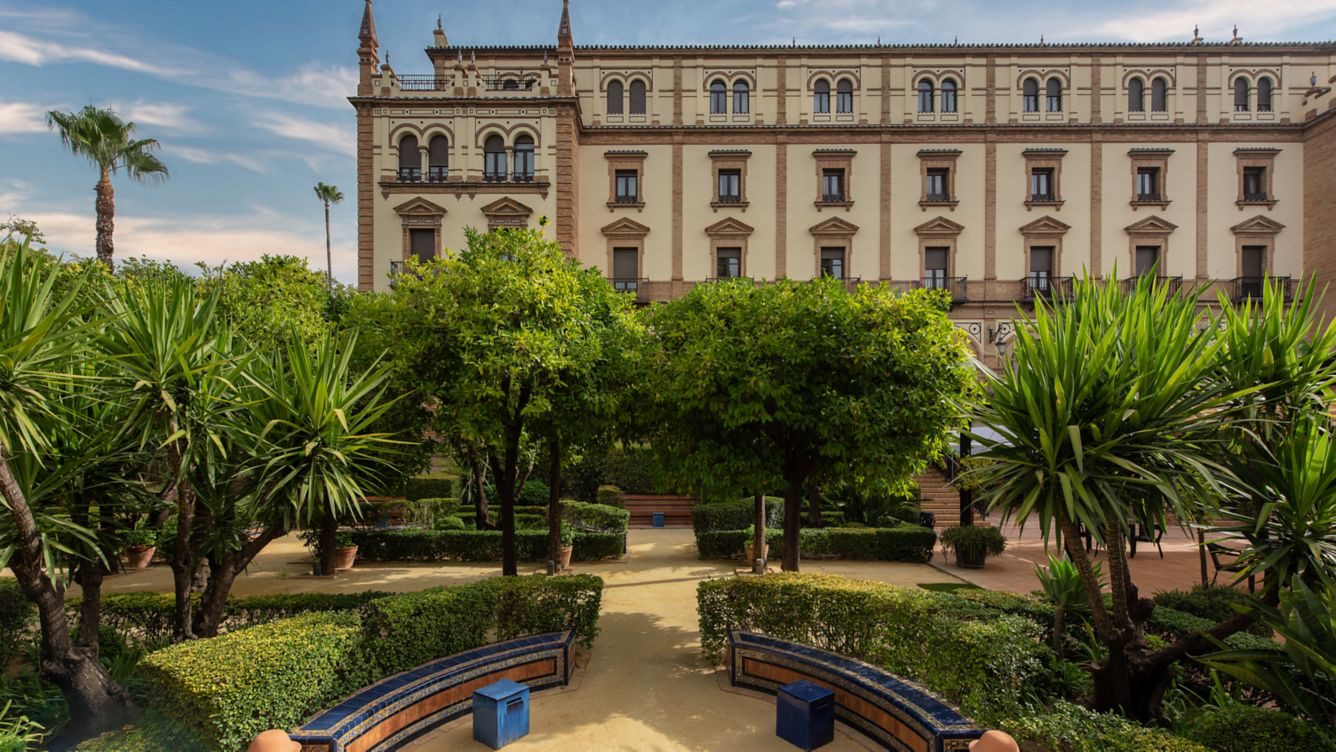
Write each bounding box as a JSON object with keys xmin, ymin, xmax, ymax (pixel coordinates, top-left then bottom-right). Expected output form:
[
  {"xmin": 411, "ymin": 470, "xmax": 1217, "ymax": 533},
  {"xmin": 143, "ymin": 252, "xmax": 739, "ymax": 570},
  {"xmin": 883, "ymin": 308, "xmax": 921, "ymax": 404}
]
[
  {"xmin": 1153, "ymin": 586, "xmax": 1272, "ymax": 637},
  {"xmin": 694, "ymin": 526, "xmax": 936, "ymax": 563},
  {"xmin": 1002, "ymin": 700, "xmax": 1210, "ymax": 752},
  {"xmin": 140, "ymin": 611, "xmax": 362, "ymax": 752},
  {"xmin": 404, "ymin": 474, "xmax": 457, "ymax": 501},
  {"xmin": 691, "ymin": 497, "xmax": 783, "ymax": 533},
  {"xmin": 697, "ymin": 574, "xmax": 1049, "ymax": 720},
  {"xmin": 1182, "ymin": 704, "xmax": 1336, "ymax": 752},
  {"xmin": 346, "ymin": 528, "xmax": 624, "ymax": 563},
  {"xmin": 562, "ymin": 501, "xmax": 630, "ymax": 533}
]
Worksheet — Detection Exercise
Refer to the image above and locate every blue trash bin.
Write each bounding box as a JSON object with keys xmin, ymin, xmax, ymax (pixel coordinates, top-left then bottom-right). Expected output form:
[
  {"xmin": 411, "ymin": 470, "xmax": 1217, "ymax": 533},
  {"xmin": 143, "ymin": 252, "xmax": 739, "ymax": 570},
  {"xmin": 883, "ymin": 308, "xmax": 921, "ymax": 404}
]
[
  {"xmin": 473, "ymin": 679, "xmax": 530, "ymax": 750},
  {"xmin": 651, "ymin": 511, "xmax": 665, "ymax": 528},
  {"xmin": 776, "ymin": 680, "xmax": 835, "ymax": 750}
]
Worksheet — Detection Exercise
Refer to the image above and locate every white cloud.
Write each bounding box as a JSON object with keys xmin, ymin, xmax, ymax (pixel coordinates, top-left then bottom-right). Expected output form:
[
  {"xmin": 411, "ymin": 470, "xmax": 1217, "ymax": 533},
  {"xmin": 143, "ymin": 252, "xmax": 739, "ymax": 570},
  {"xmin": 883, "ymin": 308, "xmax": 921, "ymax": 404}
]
[
  {"xmin": 1087, "ymin": 0, "xmax": 1336, "ymax": 41},
  {"xmin": 225, "ymin": 64, "xmax": 360, "ymax": 111},
  {"xmin": 254, "ymin": 113, "xmax": 356, "ymax": 158},
  {"xmin": 165, "ymin": 144, "xmax": 268, "ymax": 174},
  {"xmin": 111, "ymin": 101, "xmax": 201, "ymax": 132},
  {"xmin": 0, "ymin": 101, "xmax": 48, "ymax": 135},
  {"xmin": 0, "ymin": 29, "xmax": 157, "ymax": 73}
]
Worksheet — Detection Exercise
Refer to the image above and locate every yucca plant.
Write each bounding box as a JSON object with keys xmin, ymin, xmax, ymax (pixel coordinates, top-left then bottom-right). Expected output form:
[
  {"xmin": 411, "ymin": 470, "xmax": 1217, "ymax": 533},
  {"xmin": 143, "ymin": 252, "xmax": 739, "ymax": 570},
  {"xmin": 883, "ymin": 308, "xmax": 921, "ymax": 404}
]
[{"xmin": 1035, "ymin": 552, "xmax": 1104, "ymax": 656}]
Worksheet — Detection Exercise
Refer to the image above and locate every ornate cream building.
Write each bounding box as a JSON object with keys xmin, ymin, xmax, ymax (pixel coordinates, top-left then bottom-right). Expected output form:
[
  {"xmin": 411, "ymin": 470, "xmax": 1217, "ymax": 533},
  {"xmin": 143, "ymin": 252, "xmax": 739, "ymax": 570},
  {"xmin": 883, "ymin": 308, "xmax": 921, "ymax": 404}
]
[{"xmin": 351, "ymin": 0, "xmax": 1336, "ymax": 356}]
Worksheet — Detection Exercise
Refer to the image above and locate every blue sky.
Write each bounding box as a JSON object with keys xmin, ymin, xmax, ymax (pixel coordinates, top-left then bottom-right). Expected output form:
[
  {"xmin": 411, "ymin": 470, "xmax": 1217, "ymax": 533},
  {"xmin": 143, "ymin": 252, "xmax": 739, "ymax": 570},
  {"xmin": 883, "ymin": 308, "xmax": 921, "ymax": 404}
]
[{"xmin": 2, "ymin": 0, "xmax": 1335, "ymax": 284}]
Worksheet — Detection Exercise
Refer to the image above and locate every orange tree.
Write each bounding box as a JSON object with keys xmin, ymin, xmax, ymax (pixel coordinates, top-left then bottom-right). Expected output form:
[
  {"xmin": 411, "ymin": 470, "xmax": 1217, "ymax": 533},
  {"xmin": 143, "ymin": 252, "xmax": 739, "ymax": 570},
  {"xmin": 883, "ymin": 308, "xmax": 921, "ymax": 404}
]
[{"xmin": 645, "ymin": 279, "xmax": 977, "ymax": 571}]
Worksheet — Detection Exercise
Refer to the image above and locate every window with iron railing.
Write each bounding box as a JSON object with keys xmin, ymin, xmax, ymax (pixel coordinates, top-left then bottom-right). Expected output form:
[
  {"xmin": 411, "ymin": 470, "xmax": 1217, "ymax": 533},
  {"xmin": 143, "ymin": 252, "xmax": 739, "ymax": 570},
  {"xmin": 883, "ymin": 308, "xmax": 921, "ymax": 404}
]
[
  {"xmin": 925, "ymin": 168, "xmax": 950, "ymax": 202},
  {"xmin": 1136, "ymin": 167, "xmax": 1161, "ymax": 201},
  {"xmin": 398, "ymin": 167, "xmax": 422, "ymax": 182},
  {"xmin": 484, "ymin": 136, "xmax": 507, "ymax": 182},
  {"xmin": 426, "ymin": 166, "xmax": 448, "ymax": 182},
  {"xmin": 820, "ymin": 247, "xmax": 846, "ymax": 279},
  {"xmin": 615, "ymin": 170, "xmax": 640, "ymax": 203},
  {"xmin": 717, "ymin": 170, "xmax": 742, "ymax": 203},
  {"xmin": 821, "ymin": 169, "xmax": 846, "ymax": 202},
  {"xmin": 1242, "ymin": 166, "xmax": 1268, "ymax": 201},
  {"xmin": 1029, "ymin": 169, "xmax": 1054, "ymax": 201},
  {"xmin": 924, "ymin": 248, "xmax": 950, "ymax": 289},
  {"xmin": 716, "ymin": 248, "xmax": 742, "ymax": 278}
]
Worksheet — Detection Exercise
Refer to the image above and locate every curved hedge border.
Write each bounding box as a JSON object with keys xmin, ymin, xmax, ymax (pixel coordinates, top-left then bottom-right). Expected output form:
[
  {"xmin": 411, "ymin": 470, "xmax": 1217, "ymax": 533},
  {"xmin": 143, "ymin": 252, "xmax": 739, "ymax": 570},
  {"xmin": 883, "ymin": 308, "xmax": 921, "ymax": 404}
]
[
  {"xmin": 695, "ymin": 525, "xmax": 936, "ymax": 563},
  {"xmin": 346, "ymin": 528, "xmax": 624, "ymax": 563}
]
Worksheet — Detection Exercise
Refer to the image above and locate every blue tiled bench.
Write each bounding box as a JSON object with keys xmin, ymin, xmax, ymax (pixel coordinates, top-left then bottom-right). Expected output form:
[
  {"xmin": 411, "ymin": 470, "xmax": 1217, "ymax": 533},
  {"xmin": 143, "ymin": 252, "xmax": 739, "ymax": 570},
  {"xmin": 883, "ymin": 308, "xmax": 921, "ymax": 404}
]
[
  {"xmin": 291, "ymin": 631, "xmax": 574, "ymax": 752},
  {"xmin": 728, "ymin": 631, "xmax": 983, "ymax": 752}
]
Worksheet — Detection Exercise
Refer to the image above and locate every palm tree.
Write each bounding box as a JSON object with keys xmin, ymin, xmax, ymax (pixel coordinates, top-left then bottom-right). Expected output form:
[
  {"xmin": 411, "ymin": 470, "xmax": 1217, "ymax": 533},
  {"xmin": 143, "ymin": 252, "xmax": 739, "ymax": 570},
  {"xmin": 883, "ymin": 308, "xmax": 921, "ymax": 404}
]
[
  {"xmin": 47, "ymin": 106, "xmax": 168, "ymax": 271},
  {"xmin": 313, "ymin": 183, "xmax": 344, "ymax": 290}
]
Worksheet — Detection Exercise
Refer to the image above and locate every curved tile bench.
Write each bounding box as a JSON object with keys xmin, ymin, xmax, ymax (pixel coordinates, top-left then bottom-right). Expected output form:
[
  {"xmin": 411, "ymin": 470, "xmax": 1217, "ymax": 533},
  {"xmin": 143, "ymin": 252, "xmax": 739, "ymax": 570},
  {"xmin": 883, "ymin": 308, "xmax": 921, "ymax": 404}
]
[
  {"xmin": 727, "ymin": 631, "xmax": 983, "ymax": 752},
  {"xmin": 292, "ymin": 631, "xmax": 574, "ymax": 752}
]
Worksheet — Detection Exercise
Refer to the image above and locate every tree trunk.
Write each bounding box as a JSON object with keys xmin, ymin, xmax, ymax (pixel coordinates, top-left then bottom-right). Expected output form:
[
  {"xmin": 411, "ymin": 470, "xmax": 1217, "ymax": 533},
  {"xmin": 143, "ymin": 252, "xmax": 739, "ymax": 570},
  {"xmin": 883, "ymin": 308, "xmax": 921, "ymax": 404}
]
[
  {"xmin": 1052, "ymin": 605, "xmax": 1065, "ymax": 658},
  {"xmin": 0, "ymin": 453, "xmax": 131, "ymax": 745},
  {"xmin": 496, "ymin": 379, "xmax": 531, "ymax": 577},
  {"xmin": 94, "ymin": 170, "xmax": 115, "ymax": 271},
  {"xmin": 193, "ymin": 523, "xmax": 285, "ymax": 637},
  {"xmin": 805, "ymin": 482, "xmax": 821, "ymax": 528},
  {"xmin": 781, "ymin": 477, "xmax": 804, "ymax": 572},
  {"xmin": 1198, "ymin": 529, "xmax": 1209, "ymax": 588},
  {"xmin": 318, "ymin": 512, "xmax": 338, "ymax": 576},
  {"xmin": 168, "ymin": 476, "xmax": 198, "ymax": 642},
  {"xmin": 546, "ymin": 434, "xmax": 562, "ymax": 575},
  {"xmin": 323, "ymin": 200, "xmax": 333, "ymax": 291},
  {"xmin": 469, "ymin": 450, "xmax": 492, "ymax": 530},
  {"xmin": 752, "ymin": 492, "xmax": 766, "ymax": 574}
]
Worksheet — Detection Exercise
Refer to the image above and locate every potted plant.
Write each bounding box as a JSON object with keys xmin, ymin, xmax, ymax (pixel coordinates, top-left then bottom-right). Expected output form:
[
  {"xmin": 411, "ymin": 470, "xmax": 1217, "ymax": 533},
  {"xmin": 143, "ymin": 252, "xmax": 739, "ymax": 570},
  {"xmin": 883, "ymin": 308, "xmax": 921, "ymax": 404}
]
[
  {"xmin": 330, "ymin": 531, "xmax": 358, "ymax": 571},
  {"xmin": 123, "ymin": 521, "xmax": 158, "ymax": 570},
  {"xmin": 939, "ymin": 525, "xmax": 1006, "ymax": 569},
  {"xmin": 558, "ymin": 525, "xmax": 575, "ymax": 571},
  {"xmin": 743, "ymin": 525, "xmax": 768, "ymax": 566}
]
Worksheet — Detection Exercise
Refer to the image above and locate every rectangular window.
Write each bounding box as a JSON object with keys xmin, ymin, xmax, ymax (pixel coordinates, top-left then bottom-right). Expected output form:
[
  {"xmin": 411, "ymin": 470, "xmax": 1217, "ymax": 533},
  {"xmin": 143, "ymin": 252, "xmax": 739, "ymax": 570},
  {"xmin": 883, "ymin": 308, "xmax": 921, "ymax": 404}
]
[
  {"xmin": 1023, "ymin": 93, "xmax": 1039, "ymax": 112},
  {"xmin": 1241, "ymin": 245, "xmax": 1266, "ymax": 279},
  {"xmin": 733, "ymin": 87, "xmax": 749, "ymax": 114},
  {"xmin": 819, "ymin": 247, "xmax": 845, "ymax": 279},
  {"xmin": 717, "ymin": 169, "xmax": 742, "ymax": 202},
  {"xmin": 924, "ymin": 247, "xmax": 949, "ymax": 288},
  {"xmin": 1134, "ymin": 245, "xmax": 1160, "ymax": 277},
  {"xmin": 821, "ymin": 169, "xmax": 846, "ymax": 202},
  {"xmin": 1242, "ymin": 166, "xmax": 1267, "ymax": 201},
  {"xmin": 1029, "ymin": 246, "xmax": 1054, "ymax": 293},
  {"xmin": 1030, "ymin": 169, "xmax": 1054, "ymax": 201},
  {"xmin": 612, "ymin": 248, "xmax": 639, "ymax": 290},
  {"xmin": 1136, "ymin": 167, "xmax": 1161, "ymax": 201},
  {"xmin": 925, "ymin": 168, "xmax": 950, "ymax": 201},
  {"xmin": 409, "ymin": 229, "xmax": 436, "ymax": 264},
  {"xmin": 614, "ymin": 170, "xmax": 639, "ymax": 203},
  {"xmin": 716, "ymin": 248, "xmax": 742, "ymax": 278}
]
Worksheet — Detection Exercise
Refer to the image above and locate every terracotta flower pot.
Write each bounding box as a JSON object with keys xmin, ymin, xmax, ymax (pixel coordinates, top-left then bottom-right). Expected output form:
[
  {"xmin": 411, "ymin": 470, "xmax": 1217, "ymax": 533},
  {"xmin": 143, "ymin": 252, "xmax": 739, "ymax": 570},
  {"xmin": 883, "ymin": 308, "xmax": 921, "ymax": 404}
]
[
  {"xmin": 125, "ymin": 545, "xmax": 156, "ymax": 571},
  {"xmin": 559, "ymin": 545, "xmax": 574, "ymax": 571},
  {"xmin": 330, "ymin": 544, "xmax": 358, "ymax": 571},
  {"xmin": 954, "ymin": 548, "xmax": 987, "ymax": 569},
  {"xmin": 744, "ymin": 541, "xmax": 768, "ymax": 565}
]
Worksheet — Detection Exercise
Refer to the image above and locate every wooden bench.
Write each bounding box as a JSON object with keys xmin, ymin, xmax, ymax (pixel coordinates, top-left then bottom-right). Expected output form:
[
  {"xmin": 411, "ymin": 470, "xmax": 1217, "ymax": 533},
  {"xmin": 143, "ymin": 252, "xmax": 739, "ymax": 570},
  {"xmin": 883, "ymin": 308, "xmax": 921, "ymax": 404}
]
[
  {"xmin": 728, "ymin": 631, "xmax": 983, "ymax": 752},
  {"xmin": 291, "ymin": 631, "xmax": 574, "ymax": 752},
  {"xmin": 623, "ymin": 494, "xmax": 697, "ymax": 527}
]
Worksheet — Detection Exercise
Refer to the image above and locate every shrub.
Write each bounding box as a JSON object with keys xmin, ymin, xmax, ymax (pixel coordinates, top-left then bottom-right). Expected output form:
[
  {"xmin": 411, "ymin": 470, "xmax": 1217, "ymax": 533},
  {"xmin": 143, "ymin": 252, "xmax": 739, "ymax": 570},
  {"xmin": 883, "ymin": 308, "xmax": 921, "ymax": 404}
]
[
  {"xmin": 697, "ymin": 573, "xmax": 1050, "ymax": 720},
  {"xmin": 939, "ymin": 525, "xmax": 1007, "ymax": 566},
  {"xmin": 400, "ymin": 497, "xmax": 459, "ymax": 528},
  {"xmin": 570, "ymin": 532, "xmax": 624, "ymax": 561},
  {"xmin": 472, "ymin": 574, "xmax": 603, "ymax": 647},
  {"xmin": 1154, "ymin": 586, "xmax": 1272, "ymax": 637},
  {"xmin": 140, "ymin": 611, "xmax": 361, "ymax": 752},
  {"xmin": 694, "ymin": 526, "xmax": 934, "ymax": 563},
  {"xmin": 0, "ymin": 581, "xmax": 33, "ymax": 669},
  {"xmin": 1147, "ymin": 606, "xmax": 1276, "ymax": 653},
  {"xmin": 75, "ymin": 709, "xmax": 206, "ymax": 752},
  {"xmin": 691, "ymin": 497, "xmax": 783, "ymax": 533},
  {"xmin": 357, "ymin": 587, "xmax": 494, "ymax": 680},
  {"xmin": 433, "ymin": 515, "xmax": 466, "ymax": 530},
  {"xmin": 1181, "ymin": 704, "xmax": 1336, "ymax": 752},
  {"xmin": 562, "ymin": 501, "xmax": 630, "ymax": 533},
  {"xmin": 404, "ymin": 474, "xmax": 457, "ymax": 501},
  {"xmin": 1003, "ymin": 700, "xmax": 1209, "ymax": 752},
  {"xmin": 345, "ymin": 528, "xmax": 624, "ymax": 563},
  {"xmin": 601, "ymin": 445, "xmax": 669, "ymax": 494},
  {"xmin": 596, "ymin": 485, "xmax": 625, "ymax": 506}
]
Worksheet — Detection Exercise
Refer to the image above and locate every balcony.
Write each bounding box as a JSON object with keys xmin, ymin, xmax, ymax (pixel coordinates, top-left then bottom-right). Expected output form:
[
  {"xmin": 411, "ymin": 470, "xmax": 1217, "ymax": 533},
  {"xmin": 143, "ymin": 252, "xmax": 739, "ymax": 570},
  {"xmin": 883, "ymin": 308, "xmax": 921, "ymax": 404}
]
[
  {"xmin": 426, "ymin": 166, "xmax": 448, "ymax": 183},
  {"xmin": 397, "ymin": 168, "xmax": 422, "ymax": 183},
  {"xmin": 715, "ymin": 194, "xmax": 744, "ymax": 204},
  {"xmin": 705, "ymin": 276, "xmax": 758, "ymax": 285},
  {"xmin": 611, "ymin": 277, "xmax": 650, "ymax": 302},
  {"xmin": 914, "ymin": 276, "xmax": 968, "ymax": 303},
  {"xmin": 481, "ymin": 73, "xmax": 541, "ymax": 91},
  {"xmin": 923, "ymin": 193, "xmax": 953, "ymax": 203},
  {"xmin": 1242, "ymin": 192, "xmax": 1270, "ymax": 202},
  {"xmin": 1029, "ymin": 193, "xmax": 1055, "ymax": 202},
  {"xmin": 398, "ymin": 74, "xmax": 455, "ymax": 91},
  {"xmin": 613, "ymin": 194, "xmax": 641, "ymax": 205},
  {"xmin": 1121, "ymin": 275, "xmax": 1183, "ymax": 295},
  {"xmin": 1024, "ymin": 275, "xmax": 1075, "ymax": 302},
  {"xmin": 1232, "ymin": 275, "xmax": 1293, "ymax": 303},
  {"xmin": 483, "ymin": 172, "xmax": 509, "ymax": 183},
  {"xmin": 1135, "ymin": 192, "xmax": 1162, "ymax": 202},
  {"xmin": 512, "ymin": 172, "xmax": 535, "ymax": 184}
]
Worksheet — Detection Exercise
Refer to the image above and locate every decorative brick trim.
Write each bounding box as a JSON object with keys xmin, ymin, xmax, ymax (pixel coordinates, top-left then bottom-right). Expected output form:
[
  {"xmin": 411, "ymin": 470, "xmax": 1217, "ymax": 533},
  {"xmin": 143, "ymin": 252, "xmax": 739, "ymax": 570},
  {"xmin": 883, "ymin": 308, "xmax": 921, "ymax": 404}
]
[
  {"xmin": 775, "ymin": 57, "xmax": 788, "ymax": 126},
  {"xmin": 1090, "ymin": 141, "xmax": 1103, "ymax": 277},
  {"xmin": 357, "ymin": 104, "xmax": 375, "ymax": 291},
  {"xmin": 879, "ymin": 138, "xmax": 892, "ymax": 279},
  {"xmin": 776, "ymin": 136, "xmax": 788, "ymax": 278},
  {"xmin": 985, "ymin": 56, "xmax": 996, "ymax": 125},
  {"xmin": 555, "ymin": 104, "xmax": 579, "ymax": 255},
  {"xmin": 673, "ymin": 58, "xmax": 683, "ymax": 127},
  {"xmin": 672, "ymin": 136, "xmax": 684, "ymax": 281},
  {"xmin": 984, "ymin": 141, "xmax": 997, "ymax": 280},
  {"xmin": 1090, "ymin": 56, "xmax": 1102, "ymax": 125},
  {"xmin": 1196, "ymin": 139, "xmax": 1209, "ymax": 279}
]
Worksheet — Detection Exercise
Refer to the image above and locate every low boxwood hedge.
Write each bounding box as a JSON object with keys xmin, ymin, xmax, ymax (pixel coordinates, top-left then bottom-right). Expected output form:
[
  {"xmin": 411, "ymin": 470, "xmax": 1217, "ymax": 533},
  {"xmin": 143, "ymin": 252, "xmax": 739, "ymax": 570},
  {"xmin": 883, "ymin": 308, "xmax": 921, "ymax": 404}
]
[
  {"xmin": 346, "ymin": 528, "xmax": 624, "ymax": 563},
  {"xmin": 691, "ymin": 497, "xmax": 783, "ymax": 533},
  {"xmin": 1002, "ymin": 700, "xmax": 1210, "ymax": 752},
  {"xmin": 404, "ymin": 474, "xmax": 458, "ymax": 501},
  {"xmin": 140, "ymin": 611, "xmax": 361, "ymax": 752},
  {"xmin": 697, "ymin": 573, "xmax": 1049, "ymax": 720},
  {"xmin": 1153, "ymin": 586, "xmax": 1273, "ymax": 637},
  {"xmin": 1181, "ymin": 704, "xmax": 1336, "ymax": 752},
  {"xmin": 693, "ymin": 526, "xmax": 936, "ymax": 563},
  {"xmin": 562, "ymin": 501, "xmax": 630, "ymax": 533}
]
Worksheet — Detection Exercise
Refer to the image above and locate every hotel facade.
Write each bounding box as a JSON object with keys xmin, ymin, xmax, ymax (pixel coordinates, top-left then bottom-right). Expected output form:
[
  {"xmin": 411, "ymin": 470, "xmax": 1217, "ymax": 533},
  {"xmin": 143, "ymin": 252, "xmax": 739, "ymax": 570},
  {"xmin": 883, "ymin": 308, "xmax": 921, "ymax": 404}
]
[{"xmin": 351, "ymin": 0, "xmax": 1336, "ymax": 359}]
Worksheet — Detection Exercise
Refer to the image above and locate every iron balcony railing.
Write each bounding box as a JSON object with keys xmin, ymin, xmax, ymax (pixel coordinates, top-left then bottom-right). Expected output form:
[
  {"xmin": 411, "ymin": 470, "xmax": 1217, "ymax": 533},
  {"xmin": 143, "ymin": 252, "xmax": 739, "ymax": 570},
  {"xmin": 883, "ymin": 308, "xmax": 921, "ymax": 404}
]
[
  {"xmin": 1122, "ymin": 275, "xmax": 1183, "ymax": 295},
  {"xmin": 483, "ymin": 171, "xmax": 508, "ymax": 183},
  {"xmin": 1029, "ymin": 192, "xmax": 1056, "ymax": 202},
  {"xmin": 397, "ymin": 167, "xmax": 422, "ymax": 182},
  {"xmin": 481, "ymin": 73, "xmax": 540, "ymax": 91},
  {"xmin": 1243, "ymin": 191, "xmax": 1270, "ymax": 202},
  {"xmin": 611, "ymin": 277, "xmax": 649, "ymax": 300},
  {"xmin": 1232, "ymin": 275, "xmax": 1293, "ymax": 302},
  {"xmin": 426, "ymin": 166, "xmax": 448, "ymax": 182},
  {"xmin": 915, "ymin": 276, "xmax": 968, "ymax": 302},
  {"xmin": 512, "ymin": 172, "xmax": 535, "ymax": 183},
  {"xmin": 923, "ymin": 192, "xmax": 953, "ymax": 203},
  {"xmin": 820, "ymin": 192, "xmax": 846, "ymax": 203},
  {"xmin": 613, "ymin": 194, "xmax": 640, "ymax": 204},
  {"xmin": 398, "ymin": 74, "xmax": 454, "ymax": 91},
  {"xmin": 715, "ymin": 194, "xmax": 743, "ymax": 203},
  {"xmin": 705, "ymin": 275, "xmax": 757, "ymax": 285},
  {"xmin": 1024, "ymin": 275, "xmax": 1075, "ymax": 302},
  {"xmin": 1135, "ymin": 192, "xmax": 1162, "ymax": 202}
]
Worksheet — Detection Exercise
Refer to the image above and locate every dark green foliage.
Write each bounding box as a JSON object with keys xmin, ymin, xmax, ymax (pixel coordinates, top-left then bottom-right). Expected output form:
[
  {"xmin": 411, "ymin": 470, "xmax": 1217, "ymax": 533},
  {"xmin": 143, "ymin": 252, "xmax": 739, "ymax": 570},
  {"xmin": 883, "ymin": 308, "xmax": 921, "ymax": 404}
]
[
  {"xmin": 404, "ymin": 474, "xmax": 458, "ymax": 501},
  {"xmin": 694, "ymin": 526, "xmax": 935, "ymax": 563},
  {"xmin": 939, "ymin": 525, "xmax": 1007, "ymax": 565},
  {"xmin": 346, "ymin": 528, "xmax": 624, "ymax": 562},
  {"xmin": 595, "ymin": 485, "xmax": 624, "ymax": 506},
  {"xmin": 1002, "ymin": 701, "xmax": 1210, "ymax": 752},
  {"xmin": 1147, "ymin": 606, "xmax": 1276, "ymax": 653},
  {"xmin": 561, "ymin": 501, "xmax": 631, "ymax": 533},
  {"xmin": 356, "ymin": 588, "xmax": 492, "ymax": 681},
  {"xmin": 691, "ymin": 497, "xmax": 783, "ymax": 533},
  {"xmin": 1181, "ymin": 704, "xmax": 1336, "ymax": 752},
  {"xmin": 433, "ymin": 515, "xmax": 466, "ymax": 531},
  {"xmin": 600, "ymin": 445, "xmax": 673, "ymax": 494},
  {"xmin": 1154, "ymin": 587, "xmax": 1271, "ymax": 637},
  {"xmin": 74, "ymin": 709, "xmax": 207, "ymax": 752},
  {"xmin": 0, "ymin": 581, "xmax": 33, "ymax": 669},
  {"xmin": 697, "ymin": 573, "xmax": 1051, "ymax": 720},
  {"xmin": 140, "ymin": 611, "xmax": 362, "ymax": 752}
]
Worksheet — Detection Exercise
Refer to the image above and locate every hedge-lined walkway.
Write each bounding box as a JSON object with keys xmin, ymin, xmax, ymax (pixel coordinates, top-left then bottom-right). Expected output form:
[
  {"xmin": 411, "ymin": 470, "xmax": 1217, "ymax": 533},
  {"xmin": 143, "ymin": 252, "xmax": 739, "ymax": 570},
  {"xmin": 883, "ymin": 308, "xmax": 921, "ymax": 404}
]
[{"xmin": 93, "ymin": 528, "xmax": 962, "ymax": 751}]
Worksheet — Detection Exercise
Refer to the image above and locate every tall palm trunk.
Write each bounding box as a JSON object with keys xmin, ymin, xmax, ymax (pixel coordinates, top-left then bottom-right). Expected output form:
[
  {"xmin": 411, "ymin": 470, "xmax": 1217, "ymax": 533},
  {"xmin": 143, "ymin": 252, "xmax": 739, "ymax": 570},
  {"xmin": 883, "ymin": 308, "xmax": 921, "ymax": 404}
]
[
  {"xmin": 94, "ymin": 169, "xmax": 116, "ymax": 271},
  {"xmin": 323, "ymin": 199, "xmax": 333, "ymax": 291}
]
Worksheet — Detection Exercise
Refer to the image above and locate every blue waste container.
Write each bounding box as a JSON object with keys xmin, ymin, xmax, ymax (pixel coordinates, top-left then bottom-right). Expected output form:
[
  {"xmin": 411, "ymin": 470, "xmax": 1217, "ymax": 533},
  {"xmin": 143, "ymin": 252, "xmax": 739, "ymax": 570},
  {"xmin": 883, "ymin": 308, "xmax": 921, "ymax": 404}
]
[
  {"xmin": 473, "ymin": 679, "xmax": 530, "ymax": 749},
  {"xmin": 776, "ymin": 680, "xmax": 835, "ymax": 750},
  {"xmin": 651, "ymin": 511, "xmax": 665, "ymax": 528}
]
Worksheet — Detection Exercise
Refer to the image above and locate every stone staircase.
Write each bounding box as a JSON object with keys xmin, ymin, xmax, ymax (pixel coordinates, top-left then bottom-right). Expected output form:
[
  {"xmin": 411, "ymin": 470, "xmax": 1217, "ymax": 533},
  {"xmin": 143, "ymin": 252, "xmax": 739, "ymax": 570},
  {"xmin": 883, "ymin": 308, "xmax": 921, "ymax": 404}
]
[{"xmin": 915, "ymin": 465, "xmax": 961, "ymax": 529}]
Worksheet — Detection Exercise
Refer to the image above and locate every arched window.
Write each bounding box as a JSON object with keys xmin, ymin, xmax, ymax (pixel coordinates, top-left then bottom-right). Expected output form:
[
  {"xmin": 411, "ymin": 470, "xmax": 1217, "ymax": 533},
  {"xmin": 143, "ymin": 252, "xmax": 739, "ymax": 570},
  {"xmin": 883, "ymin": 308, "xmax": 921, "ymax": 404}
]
[
  {"xmin": 709, "ymin": 79, "xmax": 727, "ymax": 114},
  {"xmin": 1150, "ymin": 77, "xmax": 1168, "ymax": 112},
  {"xmin": 484, "ymin": 134, "xmax": 506, "ymax": 181},
  {"xmin": 397, "ymin": 134, "xmax": 420, "ymax": 182},
  {"xmin": 733, "ymin": 80, "xmax": 750, "ymax": 114},
  {"xmin": 1046, "ymin": 77, "xmax": 1063, "ymax": 112},
  {"xmin": 607, "ymin": 80, "xmax": 624, "ymax": 115},
  {"xmin": 1234, "ymin": 78, "xmax": 1250, "ymax": 112},
  {"xmin": 1128, "ymin": 77, "xmax": 1145, "ymax": 112},
  {"xmin": 836, "ymin": 78, "xmax": 854, "ymax": 113},
  {"xmin": 940, "ymin": 78, "xmax": 957, "ymax": 113},
  {"xmin": 629, "ymin": 80, "xmax": 647, "ymax": 114},
  {"xmin": 513, "ymin": 135, "xmax": 534, "ymax": 182},
  {"xmin": 813, "ymin": 79, "xmax": 831, "ymax": 114},
  {"xmin": 917, "ymin": 80, "xmax": 934, "ymax": 113},
  {"xmin": 1022, "ymin": 77, "xmax": 1039, "ymax": 112},
  {"xmin": 1257, "ymin": 76, "xmax": 1273, "ymax": 112},
  {"xmin": 427, "ymin": 134, "xmax": 448, "ymax": 182}
]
